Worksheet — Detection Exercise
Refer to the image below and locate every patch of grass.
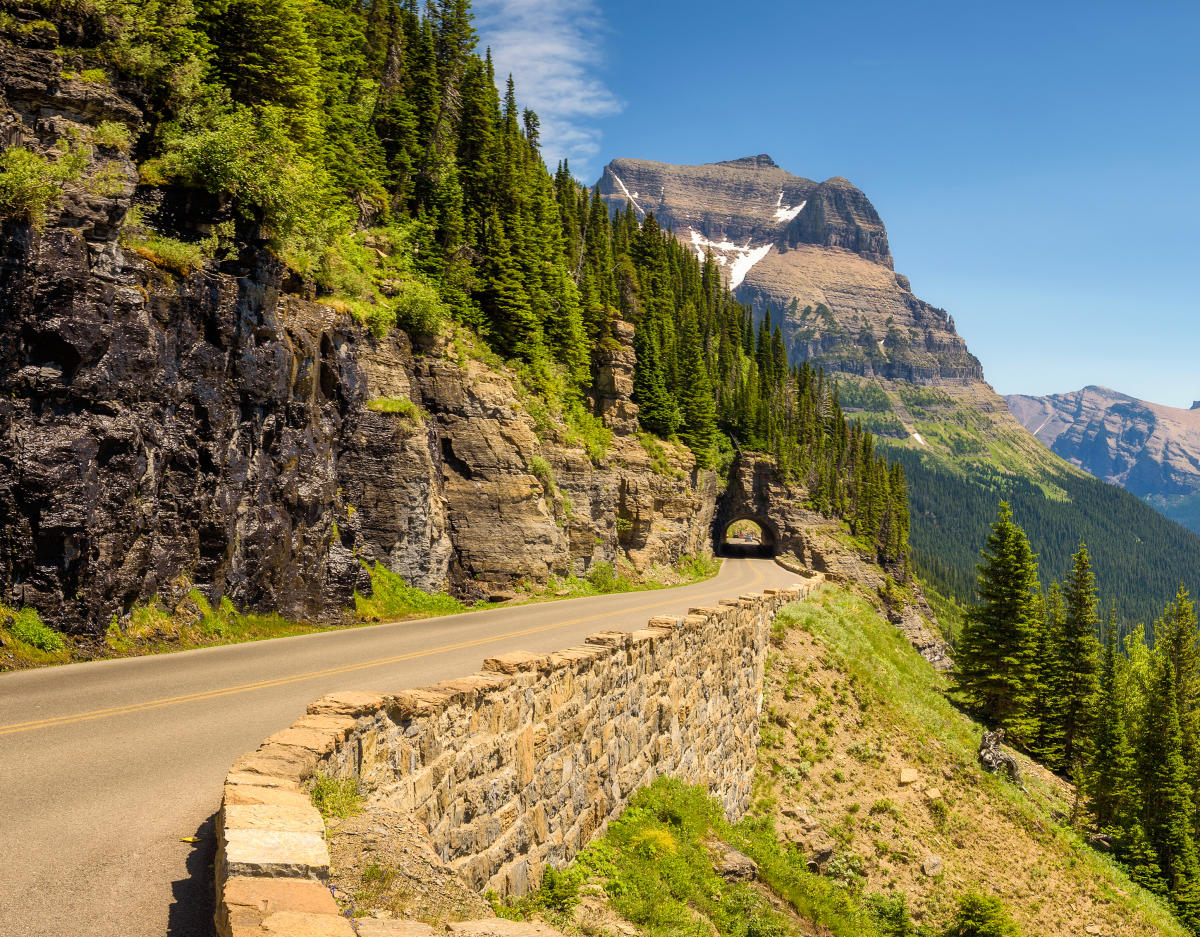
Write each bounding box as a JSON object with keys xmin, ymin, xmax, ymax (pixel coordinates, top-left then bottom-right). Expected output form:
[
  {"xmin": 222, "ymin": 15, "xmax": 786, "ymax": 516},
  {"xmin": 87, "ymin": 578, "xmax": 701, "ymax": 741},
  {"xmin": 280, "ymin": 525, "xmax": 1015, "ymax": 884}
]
[
  {"xmin": 526, "ymin": 777, "xmax": 887, "ymax": 936},
  {"xmin": 78, "ymin": 67, "xmax": 108, "ymax": 83},
  {"xmin": 637, "ymin": 431, "xmax": 683, "ymax": 478},
  {"xmin": 564, "ymin": 401, "xmax": 612, "ymax": 464},
  {"xmin": 922, "ymin": 583, "xmax": 965, "ymax": 648},
  {"xmin": 310, "ymin": 775, "xmax": 363, "ymax": 821},
  {"xmin": 306, "ymin": 223, "xmax": 448, "ymax": 339},
  {"xmin": 764, "ymin": 586, "xmax": 1187, "ymax": 936},
  {"xmin": 1, "ymin": 605, "xmax": 71, "ymax": 668},
  {"xmin": 353, "ymin": 562, "xmax": 468, "ymax": 621},
  {"xmin": 124, "ymin": 231, "xmax": 207, "ymax": 274},
  {"xmin": 366, "ymin": 395, "xmax": 425, "ymax": 423}
]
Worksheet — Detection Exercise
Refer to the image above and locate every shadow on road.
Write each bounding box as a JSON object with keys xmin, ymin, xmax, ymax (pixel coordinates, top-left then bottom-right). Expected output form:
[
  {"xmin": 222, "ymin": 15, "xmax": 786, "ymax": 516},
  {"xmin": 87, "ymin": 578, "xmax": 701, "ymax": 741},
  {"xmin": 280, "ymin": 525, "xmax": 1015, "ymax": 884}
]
[{"xmin": 167, "ymin": 812, "xmax": 216, "ymax": 937}]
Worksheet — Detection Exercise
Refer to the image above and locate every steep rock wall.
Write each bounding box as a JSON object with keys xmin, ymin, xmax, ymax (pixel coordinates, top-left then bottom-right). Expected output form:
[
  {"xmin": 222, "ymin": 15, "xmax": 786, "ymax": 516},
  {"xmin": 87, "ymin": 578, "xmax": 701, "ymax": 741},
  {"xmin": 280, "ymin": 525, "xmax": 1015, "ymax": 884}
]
[
  {"xmin": 0, "ymin": 45, "xmax": 716, "ymax": 634},
  {"xmin": 213, "ymin": 581, "xmax": 820, "ymax": 935}
]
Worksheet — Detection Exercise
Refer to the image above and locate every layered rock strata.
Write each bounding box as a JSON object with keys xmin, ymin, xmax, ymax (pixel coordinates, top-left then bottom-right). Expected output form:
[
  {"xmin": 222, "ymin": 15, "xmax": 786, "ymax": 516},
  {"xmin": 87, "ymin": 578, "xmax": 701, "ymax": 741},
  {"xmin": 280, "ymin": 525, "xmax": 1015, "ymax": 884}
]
[
  {"xmin": 1007, "ymin": 386, "xmax": 1200, "ymax": 533},
  {"xmin": 214, "ymin": 581, "xmax": 819, "ymax": 935},
  {"xmin": 596, "ymin": 155, "xmax": 982, "ymax": 385}
]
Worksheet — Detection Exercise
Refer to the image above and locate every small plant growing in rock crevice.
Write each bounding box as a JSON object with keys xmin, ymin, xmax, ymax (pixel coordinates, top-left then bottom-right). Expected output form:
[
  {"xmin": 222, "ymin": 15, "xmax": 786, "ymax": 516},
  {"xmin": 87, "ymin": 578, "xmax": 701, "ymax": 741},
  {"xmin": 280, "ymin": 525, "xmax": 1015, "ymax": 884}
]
[{"xmin": 310, "ymin": 775, "xmax": 362, "ymax": 821}]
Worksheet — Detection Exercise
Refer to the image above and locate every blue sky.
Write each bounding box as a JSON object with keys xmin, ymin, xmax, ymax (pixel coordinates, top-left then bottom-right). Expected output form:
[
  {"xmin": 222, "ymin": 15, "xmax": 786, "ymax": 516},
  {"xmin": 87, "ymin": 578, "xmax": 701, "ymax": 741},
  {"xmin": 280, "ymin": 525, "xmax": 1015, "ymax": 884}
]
[{"xmin": 476, "ymin": 0, "xmax": 1199, "ymax": 407}]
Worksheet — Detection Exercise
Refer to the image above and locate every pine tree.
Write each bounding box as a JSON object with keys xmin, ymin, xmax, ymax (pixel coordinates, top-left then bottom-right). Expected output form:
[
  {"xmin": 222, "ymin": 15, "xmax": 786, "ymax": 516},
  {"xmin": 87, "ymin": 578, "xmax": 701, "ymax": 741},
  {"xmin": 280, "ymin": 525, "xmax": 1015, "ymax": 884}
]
[
  {"xmin": 1029, "ymin": 584, "xmax": 1065, "ymax": 765},
  {"xmin": 1059, "ymin": 544, "xmax": 1102, "ymax": 768},
  {"xmin": 957, "ymin": 502, "xmax": 1041, "ymax": 742},
  {"xmin": 1087, "ymin": 610, "xmax": 1164, "ymax": 891},
  {"xmin": 1142, "ymin": 653, "xmax": 1200, "ymax": 927},
  {"xmin": 1153, "ymin": 588, "xmax": 1200, "ymax": 841},
  {"xmin": 631, "ymin": 315, "xmax": 680, "ymax": 437},
  {"xmin": 676, "ymin": 307, "xmax": 719, "ymax": 465}
]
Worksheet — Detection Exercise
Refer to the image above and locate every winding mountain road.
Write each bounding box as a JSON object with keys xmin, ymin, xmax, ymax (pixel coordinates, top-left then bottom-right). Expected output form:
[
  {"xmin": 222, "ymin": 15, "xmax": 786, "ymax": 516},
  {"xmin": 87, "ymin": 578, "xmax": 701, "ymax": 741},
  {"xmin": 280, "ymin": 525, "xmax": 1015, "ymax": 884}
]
[{"xmin": 0, "ymin": 557, "xmax": 797, "ymax": 937}]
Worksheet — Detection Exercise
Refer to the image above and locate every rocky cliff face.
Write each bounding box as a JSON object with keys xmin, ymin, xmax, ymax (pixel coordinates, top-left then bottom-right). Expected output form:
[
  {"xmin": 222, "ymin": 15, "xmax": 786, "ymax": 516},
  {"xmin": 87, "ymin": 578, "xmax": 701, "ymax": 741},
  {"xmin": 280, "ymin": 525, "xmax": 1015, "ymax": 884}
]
[
  {"xmin": 596, "ymin": 155, "xmax": 982, "ymax": 384},
  {"xmin": 0, "ymin": 44, "xmax": 716, "ymax": 635},
  {"xmin": 1007, "ymin": 386, "xmax": 1200, "ymax": 533}
]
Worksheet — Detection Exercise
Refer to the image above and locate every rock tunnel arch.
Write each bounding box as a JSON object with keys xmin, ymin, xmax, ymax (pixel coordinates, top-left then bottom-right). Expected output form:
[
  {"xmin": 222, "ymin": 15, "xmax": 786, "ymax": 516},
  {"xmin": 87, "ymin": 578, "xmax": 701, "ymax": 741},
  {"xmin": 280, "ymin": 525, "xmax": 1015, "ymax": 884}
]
[{"xmin": 715, "ymin": 514, "xmax": 779, "ymax": 558}]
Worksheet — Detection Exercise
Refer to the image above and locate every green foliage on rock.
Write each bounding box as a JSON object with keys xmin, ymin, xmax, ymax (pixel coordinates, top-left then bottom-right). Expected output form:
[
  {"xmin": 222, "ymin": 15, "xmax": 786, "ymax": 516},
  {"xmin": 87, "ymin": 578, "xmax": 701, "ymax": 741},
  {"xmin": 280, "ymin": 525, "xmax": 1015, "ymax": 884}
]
[
  {"xmin": 0, "ymin": 145, "xmax": 77, "ymax": 227},
  {"xmin": 4, "ymin": 605, "xmax": 66, "ymax": 652},
  {"xmin": 309, "ymin": 775, "xmax": 363, "ymax": 821}
]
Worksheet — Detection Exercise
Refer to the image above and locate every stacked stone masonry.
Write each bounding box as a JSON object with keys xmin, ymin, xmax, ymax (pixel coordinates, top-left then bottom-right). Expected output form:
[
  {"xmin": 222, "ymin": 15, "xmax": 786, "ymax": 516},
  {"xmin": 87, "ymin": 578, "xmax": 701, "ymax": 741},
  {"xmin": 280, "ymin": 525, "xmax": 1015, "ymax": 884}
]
[{"xmin": 215, "ymin": 577, "xmax": 822, "ymax": 936}]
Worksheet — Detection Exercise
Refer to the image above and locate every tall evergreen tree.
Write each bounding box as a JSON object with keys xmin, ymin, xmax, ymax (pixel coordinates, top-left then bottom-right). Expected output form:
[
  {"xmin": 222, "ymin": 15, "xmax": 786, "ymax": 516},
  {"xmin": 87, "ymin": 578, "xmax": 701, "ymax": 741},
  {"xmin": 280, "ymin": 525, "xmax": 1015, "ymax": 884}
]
[
  {"xmin": 1029, "ymin": 584, "xmax": 1065, "ymax": 765},
  {"xmin": 956, "ymin": 502, "xmax": 1041, "ymax": 742},
  {"xmin": 1142, "ymin": 654, "xmax": 1200, "ymax": 928},
  {"xmin": 1059, "ymin": 544, "xmax": 1102, "ymax": 769}
]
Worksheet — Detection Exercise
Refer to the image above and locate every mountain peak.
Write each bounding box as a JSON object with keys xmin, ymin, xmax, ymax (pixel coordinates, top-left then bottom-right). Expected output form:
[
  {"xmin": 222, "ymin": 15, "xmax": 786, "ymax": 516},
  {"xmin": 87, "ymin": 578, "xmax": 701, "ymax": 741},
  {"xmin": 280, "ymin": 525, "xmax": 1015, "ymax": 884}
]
[{"xmin": 716, "ymin": 154, "xmax": 778, "ymax": 169}]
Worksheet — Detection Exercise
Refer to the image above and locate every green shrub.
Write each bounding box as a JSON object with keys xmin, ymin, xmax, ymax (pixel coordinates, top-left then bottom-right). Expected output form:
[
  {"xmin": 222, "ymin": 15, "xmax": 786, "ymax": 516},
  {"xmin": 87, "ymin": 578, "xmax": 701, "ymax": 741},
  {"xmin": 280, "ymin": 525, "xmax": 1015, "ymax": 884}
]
[
  {"xmin": 158, "ymin": 101, "xmax": 351, "ymax": 257},
  {"xmin": 0, "ymin": 147, "xmax": 65, "ymax": 227},
  {"xmin": 86, "ymin": 160, "xmax": 127, "ymax": 197},
  {"xmin": 863, "ymin": 892, "xmax": 918, "ymax": 936},
  {"xmin": 538, "ymin": 867, "xmax": 581, "ymax": 913},
  {"xmin": 392, "ymin": 276, "xmax": 446, "ymax": 336},
  {"xmin": 529, "ymin": 455, "xmax": 555, "ymax": 493},
  {"xmin": 941, "ymin": 892, "xmax": 1019, "ymax": 937},
  {"xmin": 78, "ymin": 67, "xmax": 107, "ymax": 83},
  {"xmin": 90, "ymin": 120, "xmax": 132, "ymax": 152},
  {"xmin": 8, "ymin": 607, "xmax": 66, "ymax": 652},
  {"xmin": 587, "ymin": 561, "xmax": 617, "ymax": 593},
  {"xmin": 309, "ymin": 775, "xmax": 362, "ymax": 820},
  {"xmin": 674, "ymin": 551, "xmax": 721, "ymax": 581}
]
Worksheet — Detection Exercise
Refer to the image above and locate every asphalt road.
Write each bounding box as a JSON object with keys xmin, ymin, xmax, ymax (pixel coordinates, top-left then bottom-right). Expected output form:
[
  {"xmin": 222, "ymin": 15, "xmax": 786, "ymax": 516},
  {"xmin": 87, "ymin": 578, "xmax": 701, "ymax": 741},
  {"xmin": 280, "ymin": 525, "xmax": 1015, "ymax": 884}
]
[{"xmin": 0, "ymin": 557, "xmax": 797, "ymax": 937}]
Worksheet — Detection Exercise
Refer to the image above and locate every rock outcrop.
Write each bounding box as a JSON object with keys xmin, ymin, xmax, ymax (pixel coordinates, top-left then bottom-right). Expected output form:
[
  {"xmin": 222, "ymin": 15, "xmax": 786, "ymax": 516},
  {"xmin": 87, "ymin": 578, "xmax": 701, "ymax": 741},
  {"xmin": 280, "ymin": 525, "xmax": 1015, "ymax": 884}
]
[
  {"xmin": 0, "ymin": 44, "xmax": 715, "ymax": 634},
  {"xmin": 596, "ymin": 155, "xmax": 982, "ymax": 384},
  {"xmin": 1007, "ymin": 385, "xmax": 1200, "ymax": 533}
]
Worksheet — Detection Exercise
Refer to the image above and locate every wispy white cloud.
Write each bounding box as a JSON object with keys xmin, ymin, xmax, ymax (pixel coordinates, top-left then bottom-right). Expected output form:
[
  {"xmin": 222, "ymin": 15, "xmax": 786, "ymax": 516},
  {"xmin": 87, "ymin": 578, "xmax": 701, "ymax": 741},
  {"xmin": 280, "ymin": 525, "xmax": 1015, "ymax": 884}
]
[{"xmin": 472, "ymin": 0, "xmax": 623, "ymax": 180}]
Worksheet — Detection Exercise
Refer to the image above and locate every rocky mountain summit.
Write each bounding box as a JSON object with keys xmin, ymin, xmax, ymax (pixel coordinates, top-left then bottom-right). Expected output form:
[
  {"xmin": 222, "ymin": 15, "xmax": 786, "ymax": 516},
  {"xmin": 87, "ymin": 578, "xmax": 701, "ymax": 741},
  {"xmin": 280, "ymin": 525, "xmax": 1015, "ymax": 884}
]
[
  {"xmin": 1007, "ymin": 386, "xmax": 1200, "ymax": 533},
  {"xmin": 596, "ymin": 154, "xmax": 981, "ymax": 384}
]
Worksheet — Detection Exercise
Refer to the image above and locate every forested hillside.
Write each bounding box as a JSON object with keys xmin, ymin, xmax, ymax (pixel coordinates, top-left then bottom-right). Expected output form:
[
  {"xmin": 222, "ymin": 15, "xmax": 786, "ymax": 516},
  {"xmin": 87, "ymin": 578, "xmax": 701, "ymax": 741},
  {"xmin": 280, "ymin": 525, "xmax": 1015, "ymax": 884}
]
[
  {"xmin": 887, "ymin": 447, "xmax": 1200, "ymax": 627},
  {"xmin": 0, "ymin": 0, "xmax": 910, "ymax": 635},
  {"xmin": 956, "ymin": 507, "xmax": 1200, "ymax": 933}
]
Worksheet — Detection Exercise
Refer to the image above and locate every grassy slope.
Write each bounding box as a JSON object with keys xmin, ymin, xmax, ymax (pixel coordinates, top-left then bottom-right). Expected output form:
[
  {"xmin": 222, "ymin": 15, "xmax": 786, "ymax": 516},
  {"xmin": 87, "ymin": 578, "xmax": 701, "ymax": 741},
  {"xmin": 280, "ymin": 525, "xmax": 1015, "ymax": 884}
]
[
  {"xmin": 755, "ymin": 586, "xmax": 1182, "ymax": 936},
  {"xmin": 503, "ymin": 586, "xmax": 1183, "ymax": 937}
]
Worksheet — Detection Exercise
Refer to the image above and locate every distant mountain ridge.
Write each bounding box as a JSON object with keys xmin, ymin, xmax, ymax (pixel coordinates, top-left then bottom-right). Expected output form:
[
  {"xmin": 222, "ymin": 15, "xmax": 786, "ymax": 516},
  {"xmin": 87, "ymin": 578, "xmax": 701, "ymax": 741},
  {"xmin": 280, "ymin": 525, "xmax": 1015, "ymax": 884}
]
[{"xmin": 1007, "ymin": 386, "xmax": 1200, "ymax": 534}]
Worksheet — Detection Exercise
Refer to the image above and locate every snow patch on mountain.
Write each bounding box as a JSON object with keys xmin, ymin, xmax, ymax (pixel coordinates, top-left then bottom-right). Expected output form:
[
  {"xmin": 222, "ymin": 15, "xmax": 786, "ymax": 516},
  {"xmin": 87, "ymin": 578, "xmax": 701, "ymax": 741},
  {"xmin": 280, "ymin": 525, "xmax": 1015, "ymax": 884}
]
[
  {"xmin": 729, "ymin": 243, "xmax": 773, "ymax": 289},
  {"xmin": 688, "ymin": 229, "xmax": 775, "ymax": 288},
  {"xmin": 608, "ymin": 170, "xmax": 644, "ymax": 217},
  {"xmin": 774, "ymin": 199, "xmax": 806, "ymax": 223}
]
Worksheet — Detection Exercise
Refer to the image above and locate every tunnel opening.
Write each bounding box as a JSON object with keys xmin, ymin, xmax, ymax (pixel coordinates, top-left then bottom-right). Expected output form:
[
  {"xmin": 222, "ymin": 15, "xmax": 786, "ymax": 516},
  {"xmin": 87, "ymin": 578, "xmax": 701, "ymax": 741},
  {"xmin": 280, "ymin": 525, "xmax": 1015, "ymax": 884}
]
[{"xmin": 717, "ymin": 516, "xmax": 778, "ymax": 558}]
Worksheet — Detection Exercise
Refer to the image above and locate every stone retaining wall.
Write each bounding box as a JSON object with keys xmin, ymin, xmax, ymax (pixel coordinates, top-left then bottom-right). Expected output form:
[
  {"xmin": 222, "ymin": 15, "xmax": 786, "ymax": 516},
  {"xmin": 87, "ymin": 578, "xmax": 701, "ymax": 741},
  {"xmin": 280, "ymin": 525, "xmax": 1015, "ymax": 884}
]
[{"xmin": 214, "ymin": 578, "xmax": 822, "ymax": 936}]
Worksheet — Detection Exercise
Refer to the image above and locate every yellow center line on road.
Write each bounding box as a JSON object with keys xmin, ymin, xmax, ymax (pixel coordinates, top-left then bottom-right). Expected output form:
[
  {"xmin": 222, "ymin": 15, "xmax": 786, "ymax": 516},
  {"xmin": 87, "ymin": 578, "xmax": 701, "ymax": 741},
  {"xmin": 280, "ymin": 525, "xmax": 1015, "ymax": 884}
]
[{"xmin": 0, "ymin": 564, "xmax": 768, "ymax": 738}]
